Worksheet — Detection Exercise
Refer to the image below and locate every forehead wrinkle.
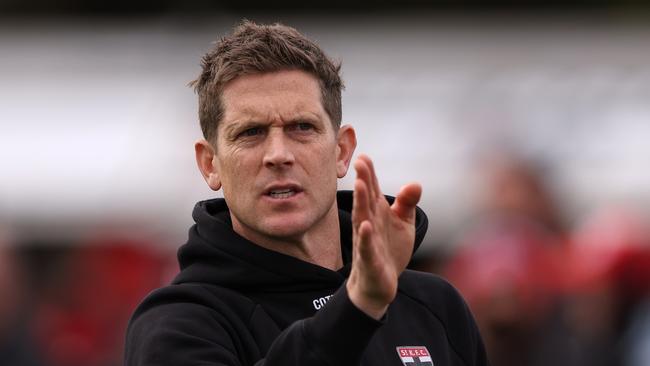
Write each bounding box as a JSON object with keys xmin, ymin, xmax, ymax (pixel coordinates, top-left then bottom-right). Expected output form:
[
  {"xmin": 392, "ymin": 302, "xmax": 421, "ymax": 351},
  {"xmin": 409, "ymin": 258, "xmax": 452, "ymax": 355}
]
[{"xmin": 225, "ymin": 100, "xmax": 324, "ymax": 127}]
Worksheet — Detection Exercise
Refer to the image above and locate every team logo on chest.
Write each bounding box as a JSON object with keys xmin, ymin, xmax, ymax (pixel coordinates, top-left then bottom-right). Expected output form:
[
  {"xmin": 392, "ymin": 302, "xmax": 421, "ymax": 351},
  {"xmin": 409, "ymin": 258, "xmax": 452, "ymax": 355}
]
[{"xmin": 396, "ymin": 346, "xmax": 434, "ymax": 366}]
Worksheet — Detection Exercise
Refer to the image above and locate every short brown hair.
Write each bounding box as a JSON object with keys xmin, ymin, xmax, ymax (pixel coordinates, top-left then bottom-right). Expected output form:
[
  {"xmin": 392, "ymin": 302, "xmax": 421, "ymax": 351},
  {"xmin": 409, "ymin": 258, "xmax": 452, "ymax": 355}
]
[{"xmin": 190, "ymin": 20, "xmax": 344, "ymax": 142}]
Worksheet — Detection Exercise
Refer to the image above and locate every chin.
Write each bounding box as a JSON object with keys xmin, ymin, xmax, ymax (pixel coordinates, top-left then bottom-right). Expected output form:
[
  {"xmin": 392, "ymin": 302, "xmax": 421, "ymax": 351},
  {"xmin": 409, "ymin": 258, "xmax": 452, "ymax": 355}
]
[{"xmin": 260, "ymin": 217, "xmax": 312, "ymax": 239}]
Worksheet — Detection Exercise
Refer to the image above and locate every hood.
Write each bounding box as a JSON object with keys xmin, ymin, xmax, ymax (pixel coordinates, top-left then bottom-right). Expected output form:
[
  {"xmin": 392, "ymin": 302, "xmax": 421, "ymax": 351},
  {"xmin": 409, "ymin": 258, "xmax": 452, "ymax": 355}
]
[{"xmin": 173, "ymin": 190, "xmax": 428, "ymax": 293}]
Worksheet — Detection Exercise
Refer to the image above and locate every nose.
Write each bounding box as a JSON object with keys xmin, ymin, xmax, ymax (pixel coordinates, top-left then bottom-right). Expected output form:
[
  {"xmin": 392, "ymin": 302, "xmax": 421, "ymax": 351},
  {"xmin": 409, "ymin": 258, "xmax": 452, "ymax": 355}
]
[{"xmin": 262, "ymin": 129, "xmax": 295, "ymax": 169}]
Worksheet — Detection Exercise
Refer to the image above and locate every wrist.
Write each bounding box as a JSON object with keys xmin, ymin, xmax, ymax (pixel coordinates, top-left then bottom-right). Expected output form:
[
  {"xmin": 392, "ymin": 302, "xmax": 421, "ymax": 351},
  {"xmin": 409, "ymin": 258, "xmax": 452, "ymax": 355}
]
[{"xmin": 346, "ymin": 279, "xmax": 389, "ymax": 320}]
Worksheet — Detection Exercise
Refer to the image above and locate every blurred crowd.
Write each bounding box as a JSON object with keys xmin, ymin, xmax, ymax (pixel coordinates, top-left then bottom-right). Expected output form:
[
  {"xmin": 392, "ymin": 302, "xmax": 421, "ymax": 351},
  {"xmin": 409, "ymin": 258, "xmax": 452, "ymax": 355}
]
[
  {"xmin": 1, "ymin": 153, "xmax": 650, "ymax": 366},
  {"xmin": 0, "ymin": 234, "xmax": 175, "ymax": 366},
  {"xmin": 417, "ymin": 152, "xmax": 650, "ymax": 366}
]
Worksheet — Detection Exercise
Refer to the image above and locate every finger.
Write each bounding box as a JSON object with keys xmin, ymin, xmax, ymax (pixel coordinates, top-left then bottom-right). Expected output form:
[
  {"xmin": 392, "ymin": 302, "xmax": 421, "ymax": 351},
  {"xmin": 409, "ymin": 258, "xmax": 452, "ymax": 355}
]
[
  {"xmin": 356, "ymin": 220, "xmax": 375, "ymax": 262},
  {"xmin": 359, "ymin": 154, "xmax": 383, "ymax": 198},
  {"xmin": 352, "ymin": 175, "xmax": 371, "ymax": 228},
  {"xmin": 391, "ymin": 183, "xmax": 422, "ymax": 224},
  {"xmin": 354, "ymin": 157, "xmax": 373, "ymax": 199},
  {"xmin": 363, "ymin": 155, "xmax": 382, "ymax": 200},
  {"xmin": 354, "ymin": 157, "xmax": 376, "ymax": 214}
]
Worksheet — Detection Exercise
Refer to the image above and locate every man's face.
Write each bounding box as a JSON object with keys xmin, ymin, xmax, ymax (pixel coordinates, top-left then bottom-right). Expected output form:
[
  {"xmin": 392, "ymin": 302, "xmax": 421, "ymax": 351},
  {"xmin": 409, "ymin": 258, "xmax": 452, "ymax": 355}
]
[{"xmin": 209, "ymin": 70, "xmax": 354, "ymax": 241}]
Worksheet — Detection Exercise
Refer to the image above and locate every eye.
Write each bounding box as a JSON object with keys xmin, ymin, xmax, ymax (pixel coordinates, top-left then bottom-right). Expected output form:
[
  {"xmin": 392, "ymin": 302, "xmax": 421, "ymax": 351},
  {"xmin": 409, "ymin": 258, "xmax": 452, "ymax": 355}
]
[
  {"xmin": 297, "ymin": 122, "xmax": 313, "ymax": 131},
  {"xmin": 240, "ymin": 127, "xmax": 263, "ymax": 138},
  {"xmin": 288, "ymin": 122, "xmax": 315, "ymax": 133}
]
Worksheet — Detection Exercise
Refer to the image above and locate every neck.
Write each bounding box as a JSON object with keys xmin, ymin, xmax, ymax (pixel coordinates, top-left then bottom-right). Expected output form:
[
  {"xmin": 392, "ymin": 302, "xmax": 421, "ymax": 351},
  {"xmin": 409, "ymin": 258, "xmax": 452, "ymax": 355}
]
[{"xmin": 231, "ymin": 202, "xmax": 343, "ymax": 271}]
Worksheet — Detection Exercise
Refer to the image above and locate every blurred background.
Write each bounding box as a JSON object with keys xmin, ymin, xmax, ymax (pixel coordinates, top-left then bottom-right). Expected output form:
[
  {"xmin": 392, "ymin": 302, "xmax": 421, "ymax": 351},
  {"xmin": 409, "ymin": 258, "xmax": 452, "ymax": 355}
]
[{"xmin": 1, "ymin": 0, "xmax": 650, "ymax": 365}]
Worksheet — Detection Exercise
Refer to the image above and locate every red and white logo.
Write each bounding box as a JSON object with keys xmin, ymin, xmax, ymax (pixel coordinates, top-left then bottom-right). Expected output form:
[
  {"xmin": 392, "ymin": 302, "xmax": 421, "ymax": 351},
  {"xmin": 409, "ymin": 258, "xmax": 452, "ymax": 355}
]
[{"xmin": 396, "ymin": 346, "xmax": 434, "ymax": 366}]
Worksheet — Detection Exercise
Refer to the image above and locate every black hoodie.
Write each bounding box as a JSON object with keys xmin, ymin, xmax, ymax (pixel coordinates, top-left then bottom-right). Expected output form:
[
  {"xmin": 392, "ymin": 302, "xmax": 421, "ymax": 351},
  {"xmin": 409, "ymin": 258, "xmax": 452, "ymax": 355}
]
[{"xmin": 125, "ymin": 191, "xmax": 488, "ymax": 366}]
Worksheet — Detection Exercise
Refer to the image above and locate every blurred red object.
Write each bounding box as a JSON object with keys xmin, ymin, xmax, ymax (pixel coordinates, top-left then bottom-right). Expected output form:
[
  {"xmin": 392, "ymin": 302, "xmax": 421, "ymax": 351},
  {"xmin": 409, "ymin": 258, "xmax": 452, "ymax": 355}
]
[
  {"xmin": 33, "ymin": 238, "xmax": 173, "ymax": 366},
  {"xmin": 445, "ymin": 216, "xmax": 565, "ymax": 317},
  {"xmin": 563, "ymin": 207, "xmax": 650, "ymax": 298}
]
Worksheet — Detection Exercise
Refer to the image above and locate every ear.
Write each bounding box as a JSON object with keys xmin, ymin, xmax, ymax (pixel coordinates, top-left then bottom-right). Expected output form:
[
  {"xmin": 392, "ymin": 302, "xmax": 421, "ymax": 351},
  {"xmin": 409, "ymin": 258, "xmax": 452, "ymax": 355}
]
[
  {"xmin": 195, "ymin": 139, "xmax": 222, "ymax": 191},
  {"xmin": 335, "ymin": 125, "xmax": 357, "ymax": 178}
]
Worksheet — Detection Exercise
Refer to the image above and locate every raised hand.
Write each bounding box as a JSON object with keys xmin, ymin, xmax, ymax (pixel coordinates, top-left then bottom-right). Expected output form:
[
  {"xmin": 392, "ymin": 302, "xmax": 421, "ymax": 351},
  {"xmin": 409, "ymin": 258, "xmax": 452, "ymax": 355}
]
[{"xmin": 346, "ymin": 154, "xmax": 422, "ymax": 319}]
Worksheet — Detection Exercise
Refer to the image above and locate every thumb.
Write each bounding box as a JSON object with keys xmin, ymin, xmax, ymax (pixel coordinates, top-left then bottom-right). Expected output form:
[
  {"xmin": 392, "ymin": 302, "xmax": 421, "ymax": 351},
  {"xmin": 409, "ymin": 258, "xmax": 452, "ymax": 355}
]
[{"xmin": 391, "ymin": 183, "xmax": 422, "ymax": 223}]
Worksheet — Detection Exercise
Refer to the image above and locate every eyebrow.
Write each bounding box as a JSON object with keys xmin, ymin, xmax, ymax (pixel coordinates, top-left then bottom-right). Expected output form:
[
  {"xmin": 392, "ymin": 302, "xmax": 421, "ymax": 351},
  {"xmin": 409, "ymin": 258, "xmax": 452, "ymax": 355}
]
[
  {"xmin": 223, "ymin": 114, "xmax": 323, "ymax": 137},
  {"xmin": 286, "ymin": 114, "xmax": 324, "ymax": 127}
]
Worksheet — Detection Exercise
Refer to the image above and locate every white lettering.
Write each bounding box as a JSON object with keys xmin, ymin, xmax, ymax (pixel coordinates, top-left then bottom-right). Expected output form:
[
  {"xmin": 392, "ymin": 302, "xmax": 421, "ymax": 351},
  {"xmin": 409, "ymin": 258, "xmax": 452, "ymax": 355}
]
[{"xmin": 312, "ymin": 294, "xmax": 333, "ymax": 310}]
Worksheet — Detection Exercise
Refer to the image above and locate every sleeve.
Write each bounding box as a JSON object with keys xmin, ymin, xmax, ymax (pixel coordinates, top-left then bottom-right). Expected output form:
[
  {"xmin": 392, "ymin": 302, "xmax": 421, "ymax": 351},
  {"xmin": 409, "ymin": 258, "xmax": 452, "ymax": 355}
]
[
  {"xmin": 124, "ymin": 301, "xmax": 243, "ymax": 366},
  {"xmin": 258, "ymin": 285, "xmax": 382, "ymax": 366},
  {"xmin": 125, "ymin": 285, "xmax": 383, "ymax": 366}
]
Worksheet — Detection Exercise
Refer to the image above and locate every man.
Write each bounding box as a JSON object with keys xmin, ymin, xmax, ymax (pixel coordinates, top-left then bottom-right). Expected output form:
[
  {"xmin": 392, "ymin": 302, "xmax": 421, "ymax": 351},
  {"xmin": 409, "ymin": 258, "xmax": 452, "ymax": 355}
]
[{"xmin": 125, "ymin": 21, "xmax": 488, "ymax": 366}]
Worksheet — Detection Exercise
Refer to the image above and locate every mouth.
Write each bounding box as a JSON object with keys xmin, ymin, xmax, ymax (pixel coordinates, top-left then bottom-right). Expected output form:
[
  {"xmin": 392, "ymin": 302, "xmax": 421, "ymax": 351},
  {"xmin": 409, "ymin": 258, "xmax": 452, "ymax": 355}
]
[{"xmin": 265, "ymin": 184, "xmax": 303, "ymax": 199}]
